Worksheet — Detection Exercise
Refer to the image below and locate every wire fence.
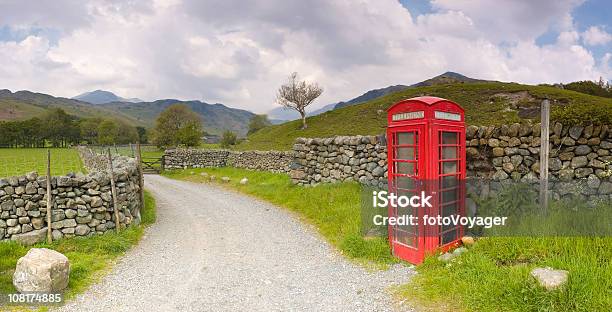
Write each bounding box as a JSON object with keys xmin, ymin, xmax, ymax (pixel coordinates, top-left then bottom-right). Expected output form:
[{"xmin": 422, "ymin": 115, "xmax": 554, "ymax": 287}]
[{"xmin": 0, "ymin": 148, "xmax": 87, "ymax": 178}]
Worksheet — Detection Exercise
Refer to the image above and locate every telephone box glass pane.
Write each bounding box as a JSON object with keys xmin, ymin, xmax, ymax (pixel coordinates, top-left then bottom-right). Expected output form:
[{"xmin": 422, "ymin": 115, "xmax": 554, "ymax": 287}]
[
  {"xmin": 442, "ymin": 203, "xmax": 457, "ymax": 216},
  {"xmin": 396, "ymin": 162, "xmax": 415, "ymax": 175},
  {"xmin": 396, "ymin": 148, "xmax": 415, "ymax": 160},
  {"xmin": 395, "ymin": 176, "xmax": 415, "ymax": 189},
  {"xmin": 441, "ymin": 161, "xmax": 458, "ymax": 174},
  {"xmin": 441, "ymin": 175, "xmax": 457, "ymax": 188},
  {"xmin": 441, "ymin": 230, "xmax": 458, "ymax": 245},
  {"xmin": 441, "ymin": 146, "xmax": 457, "ymax": 159},
  {"xmin": 441, "ymin": 132, "xmax": 458, "ymax": 144},
  {"xmin": 441, "ymin": 190, "xmax": 457, "ymax": 203},
  {"xmin": 397, "ymin": 132, "xmax": 415, "ymax": 145}
]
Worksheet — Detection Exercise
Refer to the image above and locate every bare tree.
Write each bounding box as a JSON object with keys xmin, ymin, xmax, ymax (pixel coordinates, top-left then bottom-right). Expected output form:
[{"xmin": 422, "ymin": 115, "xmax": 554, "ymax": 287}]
[{"xmin": 276, "ymin": 72, "xmax": 323, "ymax": 129}]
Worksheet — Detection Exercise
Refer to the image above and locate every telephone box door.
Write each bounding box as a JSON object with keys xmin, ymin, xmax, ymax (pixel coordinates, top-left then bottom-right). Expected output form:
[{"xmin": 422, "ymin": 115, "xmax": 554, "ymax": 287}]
[
  {"xmin": 387, "ymin": 125, "xmax": 426, "ymax": 264},
  {"xmin": 430, "ymin": 125, "xmax": 466, "ymax": 251}
]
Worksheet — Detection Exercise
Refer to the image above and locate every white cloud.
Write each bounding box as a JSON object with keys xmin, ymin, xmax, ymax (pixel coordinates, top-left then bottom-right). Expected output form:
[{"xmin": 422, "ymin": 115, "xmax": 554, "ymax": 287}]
[
  {"xmin": 582, "ymin": 26, "xmax": 612, "ymax": 46},
  {"xmin": 0, "ymin": 0, "xmax": 608, "ymax": 114}
]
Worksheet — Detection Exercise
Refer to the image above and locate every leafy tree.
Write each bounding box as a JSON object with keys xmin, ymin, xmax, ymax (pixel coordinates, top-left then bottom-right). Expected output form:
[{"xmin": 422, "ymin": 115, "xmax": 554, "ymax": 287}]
[
  {"xmin": 116, "ymin": 121, "xmax": 139, "ymax": 144},
  {"xmin": 136, "ymin": 126, "xmax": 148, "ymax": 144},
  {"xmin": 80, "ymin": 118, "xmax": 102, "ymax": 144},
  {"xmin": 220, "ymin": 130, "xmax": 237, "ymax": 148},
  {"xmin": 247, "ymin": 114, "xmax": 271, "ymax": 135},
  {"xmin": 43, "ymin": 108, "xmax": 79, "ymax": 147},
  {"xmin": 97, "ymin": 119, "xmax": 119, "ymax": 145},
  {"xmin": 152, "ymin": 104, "xmax": 203, "ymax": 148},
  {"xmin": 276, "ymin": 72, "xmax": 323, "ymax": 129}
]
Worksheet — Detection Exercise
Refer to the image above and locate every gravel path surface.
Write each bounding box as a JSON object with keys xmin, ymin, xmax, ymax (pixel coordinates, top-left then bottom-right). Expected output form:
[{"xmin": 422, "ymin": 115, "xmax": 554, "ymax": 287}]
[{"xmin": 55, "ymin": 175, "xmax": 416, "ymax": 312}]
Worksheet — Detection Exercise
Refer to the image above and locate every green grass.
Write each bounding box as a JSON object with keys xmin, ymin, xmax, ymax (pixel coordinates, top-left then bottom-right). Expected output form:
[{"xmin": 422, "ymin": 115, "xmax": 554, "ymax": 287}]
[
  {"xmin": 237, "ymin": 82, "xmax": 612, "ymax": 151},
  {"xmin": 0, "ymin": 191, "xmax": 156, "ymax": 305},
  {"xmin": 399, "ymin": 237, "xmax": 611, "ymax": 312},
  {"xmin": 163, "ymin": 167, "xmax": 397, "ymax": 267},
  {"xmin": 0, "ymin": 148, "xmax": 85, "ymax": 178}
]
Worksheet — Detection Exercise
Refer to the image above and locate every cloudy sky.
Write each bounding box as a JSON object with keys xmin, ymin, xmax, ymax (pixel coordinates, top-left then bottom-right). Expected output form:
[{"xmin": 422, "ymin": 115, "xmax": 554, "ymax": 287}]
[{"xmin": 0, "ymin": 0, "xmax": 610, "ymax": 113}]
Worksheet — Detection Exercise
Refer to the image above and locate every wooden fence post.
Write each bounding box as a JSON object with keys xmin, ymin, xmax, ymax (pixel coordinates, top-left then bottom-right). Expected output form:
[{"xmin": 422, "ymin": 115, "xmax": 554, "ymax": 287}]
[
  {"xmin": 46, "ymin": 149, "xmax": 52, "ymax": 243},
  {"xmin": 539, "ymin": 99, "xmax": 550, "ymax": 213},
  {"xmin": 107, "ymin": 148, "xmax": 121, "ymax": 233},
  {"xmin": 135, "ymin": 143, "xmax": 146, "ymax": 215}
]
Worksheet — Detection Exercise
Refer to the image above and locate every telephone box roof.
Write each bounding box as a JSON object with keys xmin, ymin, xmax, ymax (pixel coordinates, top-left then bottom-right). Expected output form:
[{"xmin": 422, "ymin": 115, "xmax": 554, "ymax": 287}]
[{"xmin": 387, "ymin": 96, "xmax": 448, "ymax": 110}]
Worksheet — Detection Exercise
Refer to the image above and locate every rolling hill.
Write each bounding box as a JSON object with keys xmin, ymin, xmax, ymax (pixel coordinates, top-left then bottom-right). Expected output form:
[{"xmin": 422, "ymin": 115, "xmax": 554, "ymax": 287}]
[
  {"xmin": 99, "ymin": 100, "xmax": 255, "ymax": 136},
  {"xmin": 0, "ymin": 89, "xmax": 143, "ymax": 126},
  {"xmin": 0, "ymin": 89, "xmax": 256, "ymax": 136},
  {"xmin": 237, "ymin": 82, "xmax": 612, "ymax": 151}
]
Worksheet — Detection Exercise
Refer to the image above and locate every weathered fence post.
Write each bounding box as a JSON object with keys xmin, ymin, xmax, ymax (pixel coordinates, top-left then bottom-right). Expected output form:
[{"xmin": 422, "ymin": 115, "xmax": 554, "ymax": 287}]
[
  {"xmin": 161, "ymin": 154, "xmax": 165, "ymax": 172},
  {"xmin": 135, "ymin": 143, "xmax": 145, "ymax": 215},
  {"xmin": 46, "ymin": 149, "xmax": 52, "ymax": 243},
  {"xmin": 539, "ymin": 99, "xmax": 550, "ymax": 213},
  {"xmin": 107, "ymin": 148, "xmax": 121, "ymax": 233}
]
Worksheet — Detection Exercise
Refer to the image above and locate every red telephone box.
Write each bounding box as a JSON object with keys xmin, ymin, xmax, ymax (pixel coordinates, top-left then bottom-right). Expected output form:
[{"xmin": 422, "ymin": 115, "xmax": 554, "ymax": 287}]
[{"xmin": 386, "ymin": 96, "xmax": 466, "ymax": 264}]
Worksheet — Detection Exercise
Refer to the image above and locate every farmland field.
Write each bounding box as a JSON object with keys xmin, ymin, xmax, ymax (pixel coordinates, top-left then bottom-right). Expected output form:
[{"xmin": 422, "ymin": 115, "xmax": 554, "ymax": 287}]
[{"xmin": 0, "ymin": 148, "xmax": 86, "ymax": 178}]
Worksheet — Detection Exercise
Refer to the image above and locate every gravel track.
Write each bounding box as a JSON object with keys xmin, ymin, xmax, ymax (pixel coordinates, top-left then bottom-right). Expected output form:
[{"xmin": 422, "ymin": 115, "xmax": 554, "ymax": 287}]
[{"xmin": 55, "ymin": 175, "xmax": 415, "ymax": 312}]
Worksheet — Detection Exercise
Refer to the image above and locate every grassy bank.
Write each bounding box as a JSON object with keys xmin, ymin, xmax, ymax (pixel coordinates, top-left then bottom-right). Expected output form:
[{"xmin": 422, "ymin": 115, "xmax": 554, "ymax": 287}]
[
  {"xmin": 163, "ymin": 167, "xmax": 397, "ymax": 266},
  {"xmin": 0, "ymin": 191, "xmax": 156, "ymax": 308},
  {"xmin": 0, "ymin": 148, "xmax": 85, "ymax": 178},
  {"xmin": 237, "ymin": 82, "xmax": 612, "ymax": 151},
  {"xmin": 399, "ymin": 236, "xmax": 611, "ymax": 312},
  {"xmin": 165, "ymin": 167, "xmax": 610, "ymax": 312}
]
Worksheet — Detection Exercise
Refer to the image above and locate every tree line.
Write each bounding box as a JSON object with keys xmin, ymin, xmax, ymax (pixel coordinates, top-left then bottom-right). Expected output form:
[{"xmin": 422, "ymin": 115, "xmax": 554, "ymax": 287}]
[{"xmin": 0, "ymin": 108, "xmax": 147, "ymax": 148}]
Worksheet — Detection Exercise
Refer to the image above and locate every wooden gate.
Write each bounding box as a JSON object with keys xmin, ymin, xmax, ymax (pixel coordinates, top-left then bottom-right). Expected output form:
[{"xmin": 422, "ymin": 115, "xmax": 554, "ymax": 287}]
[{"xmin": 141, "ymin": 156, "xmax": 164, "ymax": 174}]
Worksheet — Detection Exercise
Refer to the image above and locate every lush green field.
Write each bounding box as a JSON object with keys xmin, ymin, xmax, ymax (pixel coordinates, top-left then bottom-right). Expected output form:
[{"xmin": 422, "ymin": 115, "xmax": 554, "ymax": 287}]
[
  {"xmin": 165, "ymin": 167, "xmax": 611, "ymax": 312},
  {"xmin": 163, "ymin": 167, "xmax": 397, "ymax": 266},
  {"xmin": 237, "ymin": 82, "xmax": 612, "ymax": 151},
  {"xmin": 0, "ymin": 148, "xmax": 85, "ymax": 178},
  {"xmin": 0, "ymin": 191, "xmax": 156, "ymax": 309}
]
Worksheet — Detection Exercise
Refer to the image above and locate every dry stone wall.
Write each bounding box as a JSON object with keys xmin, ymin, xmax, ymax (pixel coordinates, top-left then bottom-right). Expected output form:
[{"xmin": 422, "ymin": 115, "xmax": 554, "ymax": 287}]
[
  {"xmin": 0, "ymin": 147, "xmax": 142, "ymax": 244},
  {"xmin": 289, "ymin": 123, "xmax": 612, "ymax": 200},
  {"xmin": 290, "ymin": 135, "xmax": 388, "ymax": 188},
  {"xmin": 164, "ymin": 149, "xmax": 293, "ymax": 173}
]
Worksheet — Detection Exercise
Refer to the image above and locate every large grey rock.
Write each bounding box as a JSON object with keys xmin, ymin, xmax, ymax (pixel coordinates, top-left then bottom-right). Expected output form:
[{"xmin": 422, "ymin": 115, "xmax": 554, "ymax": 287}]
[
  {"xmin": 530, "ymin": 267, "xmax": 568, "ymax": 290},
  {"xmin": 75, "ymin": 225, "xmax": 91, "ymax": 236},
  {"xmin": 11, "ymin": 228, "xmax": 48, "ymax": 246},
  {"xmin": 13, "ymin": 248, "xmax": 70, "ymax": 293}
]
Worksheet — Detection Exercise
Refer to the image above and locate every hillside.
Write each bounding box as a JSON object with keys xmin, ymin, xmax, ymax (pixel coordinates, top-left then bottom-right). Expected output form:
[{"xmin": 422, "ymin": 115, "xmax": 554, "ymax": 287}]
[
  {"xmin": 0, "ymin": 89, "xmax": 143, "ymax": 126},
  {"xmin": 237, "ymin": 82, "xmax": 612, "ymax": 151},
  {"xmin": 99, "ymin": 100, "xmax": 255, "ymax": 136}
]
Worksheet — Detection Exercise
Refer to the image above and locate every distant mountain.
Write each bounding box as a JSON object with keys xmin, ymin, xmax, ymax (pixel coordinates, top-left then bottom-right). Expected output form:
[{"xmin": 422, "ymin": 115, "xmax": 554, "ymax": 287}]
[
  {"xmin": 73, "ymin": 90, "xmax": 143, "ymax": 105},
  {"xmin": 99, "ymin": 100, "xmax": 256, "ymax": 136},
  {"xmin": 333, "ymin": 85, "xmax": 409, "ymax": 110}
]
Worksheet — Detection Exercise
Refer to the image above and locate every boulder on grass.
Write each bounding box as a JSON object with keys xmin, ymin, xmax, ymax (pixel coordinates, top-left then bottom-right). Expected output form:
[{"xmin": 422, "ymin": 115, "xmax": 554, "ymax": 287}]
[
  {"xmin": 530, "ymin": 267, "xmax": 568, "ymax": 290},
  {"xmin": 13, "ymin": 248, "xmax": 70, "ymax": 293},
  {"xmin": 239, "ymin": 178, "xmax": 248, "ymax": 185}
]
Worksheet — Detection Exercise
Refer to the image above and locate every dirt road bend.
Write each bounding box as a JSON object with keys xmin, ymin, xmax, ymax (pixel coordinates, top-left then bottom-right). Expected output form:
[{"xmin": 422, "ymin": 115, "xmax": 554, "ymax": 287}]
[{"xmin": 55, "ymin": 175, "xmax": 415, "ymax": 312}]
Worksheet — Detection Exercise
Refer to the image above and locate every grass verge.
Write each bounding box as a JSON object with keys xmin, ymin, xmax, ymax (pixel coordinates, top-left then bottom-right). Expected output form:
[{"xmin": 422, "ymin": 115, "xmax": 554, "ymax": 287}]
[
  {"xmin": 163, "ymin": 167, "xmax": 397, "ymax": 267},
  {"xmin": 0, "ymin": 191, "xmax": 156, "ymax": 311},
  {"xmin": 398, "ymin": 236, "xmax": 611, "ymax": 312}
]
